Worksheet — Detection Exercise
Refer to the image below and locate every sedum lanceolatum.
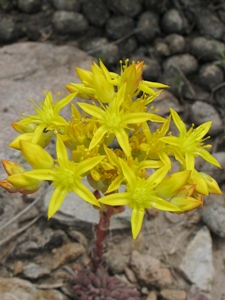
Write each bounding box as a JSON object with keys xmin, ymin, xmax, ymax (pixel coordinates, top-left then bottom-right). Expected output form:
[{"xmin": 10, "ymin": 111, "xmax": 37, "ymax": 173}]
[{"xmin": 0, "ymin": 59, "xmax": 222, "ymax": 240}]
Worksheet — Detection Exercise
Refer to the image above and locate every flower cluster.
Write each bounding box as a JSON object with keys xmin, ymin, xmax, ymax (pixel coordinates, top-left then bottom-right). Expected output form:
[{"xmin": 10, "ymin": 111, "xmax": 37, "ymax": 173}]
[{"xmin": 0, "ymin": 59, "xmax": 221, "ymax": 239}]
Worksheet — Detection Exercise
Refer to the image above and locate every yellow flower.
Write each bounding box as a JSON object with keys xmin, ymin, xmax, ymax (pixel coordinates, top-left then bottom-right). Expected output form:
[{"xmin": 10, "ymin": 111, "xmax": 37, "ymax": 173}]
[
  {"xmin": 99, "ymin": 159, "xmax": 181, "ymax": 239},
  {"xmin": 78, "ymin": 84, "xmax": 165, "ymax": 157},
  {"xmin": 24, "ymin": 135, "xmax": 104, "ymax": 218},
  {"xmin": 161, "ymin": 108, "xmax": 221, "ymax": 170}
]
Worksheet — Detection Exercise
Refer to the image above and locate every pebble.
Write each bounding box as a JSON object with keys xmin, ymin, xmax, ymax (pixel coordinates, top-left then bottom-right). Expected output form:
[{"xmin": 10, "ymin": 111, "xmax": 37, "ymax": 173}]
[
  {"xmin": 155, "ymin": 40, "xmax": 171, "ymax": 57},
  {"xmin": 165, "ymin": 34, "xmax": 186, "ymax": 54},
  {"xmin": 106, "ymin": 16, "xmax": 135, "ymax": 41},
  {"xmin": 124, "ymin": 267, "xmax": 137, "ymax": 283},
  {"xmin": 52, "ymin": 242, "xmax": 85, "ymax": 269},
  {"xmin": 146, "ymin": 290, "xmax": 158, "ymax": 300},
  {"xmin": 142, "ymin": 57, "xmax": 162, "ymax": 81},
  {"xmin": 189, "ymin": 101, "xmax": 223, "ymax": 135},
  {"xmin": 106, "ymin": 0, "xmax": 142, "ymax": 17},
  {"xmin": 118, "ymin": 36, "xmax": 138, "ymax": 58},
  {"xmin": 163, "ymin": 53, "xmax": 198, "ymax": 75},
  {"xmin": 161, "ymin": 9, "xmax": 186, "ymax": 34},
  {"xmin": 153, "ymin": 90, "xmax": 183, "ymax": 116},
  {"xmin": 82, "ymin": 0, "xmax": 109, "ymax": 27},
  {"xmin": 179, "ymin": 227, "xmax": 214, "ymax": 292},
  {"xmin": 50, "ymin": 0, "xmax": 80, "ymax": 11},
  {"xmin": 52, "ymin": 11, "xmax": 89, "ymax": 34},
  {"xmin": 22, "ymin": 262, "xmax": 50, "ymax": 279},
  {"xmin": 160, "ymin": 289, "xmax": 187, "ymax": 300},
  {"xmin": 0, "ymin": 277, "xmax": 68, "ymax": 300},
  {"xmin": 188, "ymin": 285, "xmax": 213, "ymax": 300},
  {"xmin": 190, "ymin": 36, "xmax": 225, "ymax": 61},
  {"xmin": 18, "ymin": 0, "xmax": 42, "ymax": 13},
  {"xmin": 136, "ymin": 11, "xmax": 160, "ymax": 43},
  {"xmin": 130, "ymin": 250, "xmax": 173, "ymax": 288},
  {"xmin": 198, "ymin": 64, "xmax": 224, "ymax": 92},
  {"xmin": 106, "ymin": 250, "xmax": 127, "ymax": 274},
  {"xmin": 0, "ymin": 17, "xmax": 19, "ymax": 42},
  {"xmin": 196, "ymin": 9, "xmax": 225, "ymax": 41},
  {"xmin": 202, "ymin": 203, "xmax": 225, "ymax": 238}
]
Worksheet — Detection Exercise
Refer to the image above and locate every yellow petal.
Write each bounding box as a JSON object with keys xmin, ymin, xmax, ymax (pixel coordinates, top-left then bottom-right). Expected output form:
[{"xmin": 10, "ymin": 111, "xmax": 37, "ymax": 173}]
[
  {"xmin": 48, "ymin": 187, "xmax": 67, "ymax": 218},
  {"xmin": 131, "ymin": 207, "xmax": 145, "ymax": 240}
]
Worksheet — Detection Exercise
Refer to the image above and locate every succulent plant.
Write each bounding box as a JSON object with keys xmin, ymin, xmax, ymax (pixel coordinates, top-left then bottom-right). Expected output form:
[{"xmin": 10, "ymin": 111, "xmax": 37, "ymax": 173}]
[{"xmin": 72, "ymin": 267, "xmax": 141, "ymax": 300}]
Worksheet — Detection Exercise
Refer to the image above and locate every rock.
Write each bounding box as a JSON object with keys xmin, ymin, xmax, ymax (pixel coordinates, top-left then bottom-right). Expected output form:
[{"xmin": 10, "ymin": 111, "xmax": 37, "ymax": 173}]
[
  {"xmin": 18, "ymin": 0, "xmax": 42, "ymax": 13},
  {"xmin": 13, "ymin": 241, "xmax": 40, "ymax": 258},
  {"xmin": 182, "ymin": 84, "xmax": 210, "ymax": 102},
  {"xmin": 196, "ymin": 9, "xmax": 225, "ymax": 42},
  {"xmin": 22, "ymin": 262, "xmax": 50, "ymax": 279},
  {"xmin": 106, "ymin": 16, "xmax": 135, "ymax": 41},
  {"xmin": 161, "ymin": 9, "xmax": 186, "ymax": 34},
  {"xmin": 146, "ymin": 290, "xmax": 157, "ymax": 300},
  {"xmin": 50, "ymin": 0, "xmax": 80, "ymax": 11},
  {"xmin": 190, "ymin": 37, "xmax": 225, "ymax": 62},
  {"xmin": 131, "ymin": 250, "xmax": 173, "ymax": 288},
  {"xmin": 163, "ymin": 54, "xmax": 198, "ymax": 75},
  {"xmin": 180, "ymin": 227, "xmax": 214, "ymax": 292},
  {"xmin": 153, "ymin": 90, "xmax": 183, "ymax": 116},
  {"xmin": 52, "ymin": 11, "xmax": 89, "ymax": 34},
  {"xmin": 82, "ymin": 0, "xmax": 109, "ymax": 27},
  {"xmin": 141, "ymin": 57, "xmax": 162, "ymax": 81},
  {"xmin": 198, "ymin": 64, "xmax": 224, "ymax": 92},
  {"xmin": 67, "ymin": 229, "xmax": 88, "ymax": 247},
  {"xmin": 52, "ymin": 242, "xmax": 85, "ymax": 269},
  {"xmin": 202, "ymin": 203, "xmax": 225, "ymax": 238},
  {"xmin": 165, "ymin": 34, "xmax": 186, "ymax": 54},
  {"xmin": 0, "ymin": 277, "xmax": 68, "ymax": 300},
  {"xmin": 201, "ymin": 152, "xmax": 225, "ymax": 184},
  {"xmin": 0, "ymin": 17, "xmax": 19, "ymax": 43},
  {"xmin": 42, "ymin": 181, "xmax": 132, "ymax": 232},
  {"xmin": 106, "ymin": 250, "xmax": 127, "ymax": 274},
  {"xmin": 118, "ymin": 37, "xmax": 138, "ymax": 58},
  {"xmin": 144, "ymin": 0, "xmax": 172, "ymax": 13},
  {"xmin": 124, "ymin": 267, "xmax": 137, "ymax": 283},
  {"xmin": 160, "ymin": 289, "xmax": 187, "ymax": 300},
  {"xmin": 189, "ymin": 101, "xmax": 223, "ymax": 135},
  {"xmin": 188, "ymin": 285, "xmax": 213, "ymax": 300},
  {"xmin": 106, "ymin": 0, "xmax": 142, "ymax": 17},
  {"xmin": 136, "ymin": 11, "xmax": 160, "ymax": 43}
]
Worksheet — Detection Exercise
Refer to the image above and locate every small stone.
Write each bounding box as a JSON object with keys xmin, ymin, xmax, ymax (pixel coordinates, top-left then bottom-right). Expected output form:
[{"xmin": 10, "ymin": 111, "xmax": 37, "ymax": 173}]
[
  {"xmin": 118, "ymin": 37, "xmax": 138, "ymax": 59},
  {"xmin": 190, "ymin": 101, "xmax": 223, "ymax": 135},
  {"xmin": 106, "ymin": 0, "xmax": 142, "ymax": 17},
  {"xmin": 155, "ymin": 40, "xmax": 171, "ymax": 57},
  {"xmin": 131, "ymin": 250, "xmax": 173, "ymax": 288},
  {"xmin": 136, "ymin": 11, "xmax": 160, "ymax": 43},
  {"xmin": 144, "ymin": 0, "xmax": 172, "ymax": 13},
  {"xmin": 82, "ymin": 0, "xmax": 109, "ymax": 27},
  {"xmin": 180, "ymin": 227, "xmax": 214, "ymax": 292},
  {"xmin": 142, "ymin": 57, "xmax": 162, "ymax": 81},
  {"xmin": 13, "ymin": 261, "xmax": 24, "ymax": 275},
  {"xmin": 190, "ymin": 37, "xmax": 225, "ymax": 61},
  {"xmin": 188, "ymin": 285, "xmax": 213, "ymax": 300},
  {"xmin": 165, "ymin": 34, "xmax": 186, "ymax": 54},
  {"xmin": 106, "ymin": 250, "xmax": 127, "ymax": 274},
  {"xmin": 18, "ymin": 0, "xmax": 42, "ymax": 13},
  {"xmin": 163, "ymin": 54, "xmax": 198, "ymax": 75},
  {"xmin": 202, "ymin": 203, "xmax": 225, "ymax": 238},
  {"xmin": 198, "ymin": 64, "xmax": 224, "ymax": 92},
  {"xmin": 67, "ymin": 229, "xmax": 88, "ymax": 247},
  {"xmin": 153, "ymin": 90, "xmax": 183, "ymax": 116},
  {"xmin": 0, "ymin": 18, "xmax": 19, "ymax": 43},
  {"xmin": 161, "ymin": 9, "xmax": 186, "ymax": 34},
  {"xmin": 13, "ymin": 241, "xmax": 40, "ymax": 258},
  {"xmin": 146, "ymin": 290, "xmax": 158, "ymax": 300},
  {"xmin": 106, "ymin": 16, "xmax": 135, "ymax": 41},
  {"xmin": 52, "ymin": 11, "xmax": 88, "ymax": 34},
  {"xmin": 52, "ymin": 242, "xmax": 85, "ymax": 269},
  {"xmin": 124, "ymin": 267, "xmax": 137, "ymax": 283},
  {"xmin": 201, "ymin": 152, "xmax": 225, "ymax": 184},
  {"xmin": 22, "ymin": 262, "xmax": 50, "ymax": 279},
  {"xmin": 160, "ymin": 289, "xmax": 187, "ymax": 300},
  {"xmin": 196, "ymin": 9, "xmax": 225, "ymax": 41},
  {"xmin": 50, "ymin": 0, "xmax": 80, "ymax": 11}
]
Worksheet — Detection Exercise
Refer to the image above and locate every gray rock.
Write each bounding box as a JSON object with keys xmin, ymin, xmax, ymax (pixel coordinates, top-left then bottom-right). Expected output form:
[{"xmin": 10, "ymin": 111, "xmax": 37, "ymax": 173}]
[
  {"xmin": 50, "ymin": 0, "xmax": 80, "ymax": 11},
  {"xmin": 0, "ymin": 17, "xmax": 19, "ymax": 42},
  {"xmin": 42, "ymin": 178, "xmax": 132, "ymax": 232},
  {"xmin": 189, "ymin": 101, "xmax": 223, "ymax": 135},
  {"xmin": 118, "ymin": 36, "xmax": 138, "ymax": 58},
  {"xmin": 106, "ymin": 16, "xmax": 135, "ymax": 41},
  {"xmin": 163, "ymin": 53, "xmax": 198, "ymax": 75},
  {"xmin": 165, "ymin": 34, "xmax": 186, "ymax": 54},
  {"xmin": 80, "ymin": 37, "xmax": 119, "ymax": 66},
  {"xmin": 52, "ymin": 11, "xmax": 89, "ymax": 34},
  {"xmin": 180, "ymin": 227, "xmax": 214, "ymax": 292},
  {"xmin": 198, "ymin": 64, "xmax": 224, "ymax": 92},
  {"xmin": 13, "ymin": 241, "xmax": 40, "ymax": 258},
  {"xmin": 106, "ymin": 250, "xmax": 127, "ymax": 274},
  {"xmin": 22, "ymin": 262, "xmax": 50, "ymax": 279},
  {"xmin": 201, "ymin": 152, "xmax": 225, "ymax": 184},
  {"xmin": 155, "ymin": 40, "xmax": 171, "ymax": 57},
  {"xmin": 152, "ymin": 90, "xmax": 183, "ymax": 116},
  {"xmin": 188, "ymin": 285, "xmax": 213, "ymax": 300},
  {"xmin": 131, "ymin": 250, "xmax": 173, "ymax": 288},
  {"xmin": 196, "ymin": 9, "xmax": 225, "ymax": 42},
  {"xmin": 135, "ymin": 11, "xmax": 160, "ymax": 43},
  {"xmin": 190, "ymin": 37, "xmax": 225, "ymax": 62},
  {"xmin": 202, "ymin": 203, "xmax": 225, "ymax": 238},
  {"xmin": 144, "ymin": 0, "xmax": 172, "ymax": 13},
  {"xmin": 0, "ymin": 277, "xmax": 68, "ymax": 300},
  {"xmin": 82, "ymin": 0, "xmax": 109, "ymax": 27},
  {"xmin": 106, "ymin": 0, "xmax": 142, "ymax": 17},
  {"xmin": 18, "ymin": 0, "xmax": 42, "ymax": 13},
  {"xmin": 161, "ymin": 9, "xmax": 186, "ymax": 34},
  {"xmin": 142, "ymin": 57, "xmax": 162, "ymax": 81}
]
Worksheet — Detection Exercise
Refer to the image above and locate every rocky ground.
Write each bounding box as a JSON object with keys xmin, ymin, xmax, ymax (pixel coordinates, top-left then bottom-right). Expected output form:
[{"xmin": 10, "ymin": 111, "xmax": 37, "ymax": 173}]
[{"xmin": 0, "ymin": 0, "xmax": 225, "ymax": 299}]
